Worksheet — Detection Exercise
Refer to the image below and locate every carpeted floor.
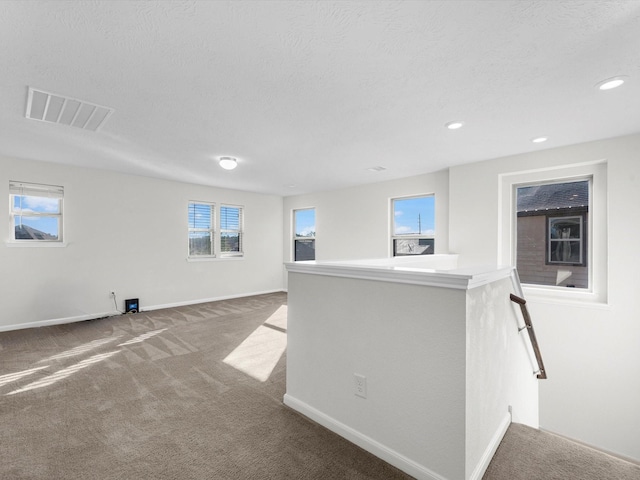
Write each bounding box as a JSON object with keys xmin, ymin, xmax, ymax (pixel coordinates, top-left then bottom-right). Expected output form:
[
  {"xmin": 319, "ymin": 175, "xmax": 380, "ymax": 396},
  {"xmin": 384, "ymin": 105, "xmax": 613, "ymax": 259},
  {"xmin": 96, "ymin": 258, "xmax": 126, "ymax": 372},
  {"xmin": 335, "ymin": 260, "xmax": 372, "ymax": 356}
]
[
  {"xmin": 2, "ymin": 292, "xmax": 639, "ymax": 480},
  {"xmin": 483, "ymin": 423, "xmax": 640, "ymax": 480},
  {"xmin": 0, "ymin": 293, "xmax": 410, "ymax": 480}
]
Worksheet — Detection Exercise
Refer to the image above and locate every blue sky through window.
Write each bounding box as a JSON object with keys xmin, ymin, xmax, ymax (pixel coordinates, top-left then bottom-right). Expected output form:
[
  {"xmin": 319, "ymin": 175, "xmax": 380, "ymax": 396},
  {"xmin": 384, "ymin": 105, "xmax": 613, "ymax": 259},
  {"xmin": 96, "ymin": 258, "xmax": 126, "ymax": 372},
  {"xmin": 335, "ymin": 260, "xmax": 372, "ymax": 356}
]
[
  {"xmin": 294, "ymin": 209, "xmax": 315, "ymax": 237},
  {"xmin": 393, "ymin": 196, "xmax": 435, "ymax": 235},
  {"xmin": 13, "ymin": 195, "xmax": 60, "ymax": 214},
  {"xmin": 188, "ymin": 203, "xmax": 212, "ymax": 229},
  {"xmin": 14, "ymin": 216, "xmax": 58, "ymax": 235},
  {"xmin": 12, "ymin": 195, "xmax": 61, "ymax": 236},
  {"xmin": 221, "ymin": 206, "xmax": 240, "ymax": 230}
]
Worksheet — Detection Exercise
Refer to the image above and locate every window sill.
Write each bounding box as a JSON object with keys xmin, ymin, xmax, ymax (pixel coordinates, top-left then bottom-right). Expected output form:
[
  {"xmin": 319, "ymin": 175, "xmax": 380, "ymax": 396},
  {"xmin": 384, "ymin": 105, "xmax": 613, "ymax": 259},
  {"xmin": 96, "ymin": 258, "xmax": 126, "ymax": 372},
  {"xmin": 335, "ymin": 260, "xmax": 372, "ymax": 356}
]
[
  {"xmin": 5, "ymin": 241, "xmax": 67, "ymax": 248},
  {"xmin": 521, "ymin": 285, "xmax": 609, "ymax": 309},
  {"xmin": 187, "ymin": 255, "xmax": 244, "ymax": 262}
]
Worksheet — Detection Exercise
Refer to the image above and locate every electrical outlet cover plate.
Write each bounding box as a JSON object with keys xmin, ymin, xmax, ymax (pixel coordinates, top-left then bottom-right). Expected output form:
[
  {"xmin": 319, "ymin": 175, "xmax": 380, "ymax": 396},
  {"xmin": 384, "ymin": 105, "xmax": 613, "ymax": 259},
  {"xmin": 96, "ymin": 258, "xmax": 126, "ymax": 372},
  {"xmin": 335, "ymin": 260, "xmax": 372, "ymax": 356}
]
[{"xmin": 354, "ymin": 373, "xmax": 367, "ymax": 398}]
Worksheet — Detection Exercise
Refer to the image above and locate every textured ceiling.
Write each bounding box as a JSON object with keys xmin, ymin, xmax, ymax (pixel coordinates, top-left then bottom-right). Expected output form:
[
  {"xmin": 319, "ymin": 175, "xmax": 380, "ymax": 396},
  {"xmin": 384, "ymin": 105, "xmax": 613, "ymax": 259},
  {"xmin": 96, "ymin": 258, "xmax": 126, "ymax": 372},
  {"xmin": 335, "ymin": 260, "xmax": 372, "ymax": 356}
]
[{"xmin": 1, "ymin": 0, "xmax": 639, "ymax": 196}]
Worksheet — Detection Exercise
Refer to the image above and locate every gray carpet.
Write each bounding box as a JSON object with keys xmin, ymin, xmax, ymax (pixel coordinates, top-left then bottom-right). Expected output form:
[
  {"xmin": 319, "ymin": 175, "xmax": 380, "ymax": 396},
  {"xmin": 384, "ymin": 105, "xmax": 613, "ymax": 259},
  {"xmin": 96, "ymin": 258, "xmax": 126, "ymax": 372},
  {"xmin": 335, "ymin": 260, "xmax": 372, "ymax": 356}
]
[
  {"xmin": 483, "ymin": 422, "xmax": 640, "ymax": 480},
  {"xmin": 0, "ymin": 293, "xmax": 410, "ymax": 479},
  {"xmin": 2, "ymin": 292, "xmax": 639, "ymax": 480}
]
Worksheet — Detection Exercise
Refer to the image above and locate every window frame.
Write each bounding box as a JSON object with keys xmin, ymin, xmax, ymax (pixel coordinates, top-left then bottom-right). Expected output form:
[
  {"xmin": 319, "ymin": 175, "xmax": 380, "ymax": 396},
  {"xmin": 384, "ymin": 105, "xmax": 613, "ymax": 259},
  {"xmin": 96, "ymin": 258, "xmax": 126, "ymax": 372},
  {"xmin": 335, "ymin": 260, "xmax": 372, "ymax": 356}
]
[
  {"xmin": 390, "ymin": 194, "xmax": 435, "ymax": 257},
  {"xmin": 188, "ymin": 201, "xmax": 216, "ymax": 258},
  {"xmin": 219, "ymin": 204, "xmax": 244, "ymax": 258},
  {"xmin": 293, "ymin": 207, "xmax": 316, "ymax": 261},
  {"xmin": 499, "ymin": 161, "xmax": 607, "ymax": 305},
  {"xmin": 9, "ymin": 181, "xmax": 64, "ymax": 244}
]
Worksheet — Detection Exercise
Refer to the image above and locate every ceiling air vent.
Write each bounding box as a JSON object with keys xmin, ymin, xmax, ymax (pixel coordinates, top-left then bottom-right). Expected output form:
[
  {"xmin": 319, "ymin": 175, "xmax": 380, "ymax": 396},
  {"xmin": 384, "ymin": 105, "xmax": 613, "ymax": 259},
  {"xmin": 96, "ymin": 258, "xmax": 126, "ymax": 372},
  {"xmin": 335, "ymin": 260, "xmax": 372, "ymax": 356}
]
[{"xmin": 25, "ymin": 87, "xmax": 113, "ymax": 131}]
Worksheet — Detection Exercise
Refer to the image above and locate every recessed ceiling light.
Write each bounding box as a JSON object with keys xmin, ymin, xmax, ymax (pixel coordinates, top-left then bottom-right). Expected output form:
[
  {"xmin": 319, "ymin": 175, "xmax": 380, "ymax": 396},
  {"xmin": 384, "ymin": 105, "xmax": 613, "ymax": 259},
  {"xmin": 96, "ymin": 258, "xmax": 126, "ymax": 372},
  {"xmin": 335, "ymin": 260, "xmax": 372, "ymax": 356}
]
[
  {"xmin": 219, "ymin": 156, "xmax": 238, "ymax": 170},
  {"xmin": 445, "ymin": 121, "xmax": 464, "ymax": 130},
  {"xmin": 366, "ymin": 166, "xmax": 387, "ymax": 172},
  {"xmin": 531, "ymin": 136, "xmax": 548, "ymax": 143},
  {"xmin": 595, "ymin": 76, "xmax": 628, "ymax": 91}
]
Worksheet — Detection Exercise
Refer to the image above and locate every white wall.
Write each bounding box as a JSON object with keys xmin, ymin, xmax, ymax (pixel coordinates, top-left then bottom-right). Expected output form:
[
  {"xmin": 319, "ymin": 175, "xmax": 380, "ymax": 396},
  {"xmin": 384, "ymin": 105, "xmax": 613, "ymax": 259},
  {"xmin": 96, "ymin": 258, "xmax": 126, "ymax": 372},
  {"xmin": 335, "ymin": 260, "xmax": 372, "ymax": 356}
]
[
  {"xmin": 450, "ymin": 133, "xmax": 640, "ymax": 462},
  {"xmin": 282, "ymin": 169, "xmax": 449, "ymax": 263},
  {"xmin": 465, "ymin": 276, "xmax": 539, "ymax": 478},
  {"xmin": 285, "ymin": 267, "xmax": 538, "ymax": 480},
  {"xmin": 0, "ymin": 155, "xmax": 284, "ymax": 330},
  {"xmin": 285, "ymin": 272, "xmax": 468, "ymax": 480}
]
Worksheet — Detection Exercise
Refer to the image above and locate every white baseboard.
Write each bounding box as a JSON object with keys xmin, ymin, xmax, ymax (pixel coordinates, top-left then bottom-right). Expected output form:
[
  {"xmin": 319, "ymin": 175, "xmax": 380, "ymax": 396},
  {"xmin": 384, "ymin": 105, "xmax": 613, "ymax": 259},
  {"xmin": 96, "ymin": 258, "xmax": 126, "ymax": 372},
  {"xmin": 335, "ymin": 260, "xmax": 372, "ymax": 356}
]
[
  {"xmin": 468, "ymin": 412, "xmax": 511, "ymax": 480},
  {"xmin": 0, "ymin": 289, "xmax": 286, "ymax": 333},
  {"xmin": 142, "ymin": 289, "xmax": 285, "ymax": 312},
  {"xmin": 0, "ymin": 311, "xmax": 117, "ymax": 333},
  {"xmin": 283, "ymin": 394, "xmax": 450, "ymax": 480},
  {"xmin": 539, "ymin": 427, "xmax": 640, "ymax": 467}
]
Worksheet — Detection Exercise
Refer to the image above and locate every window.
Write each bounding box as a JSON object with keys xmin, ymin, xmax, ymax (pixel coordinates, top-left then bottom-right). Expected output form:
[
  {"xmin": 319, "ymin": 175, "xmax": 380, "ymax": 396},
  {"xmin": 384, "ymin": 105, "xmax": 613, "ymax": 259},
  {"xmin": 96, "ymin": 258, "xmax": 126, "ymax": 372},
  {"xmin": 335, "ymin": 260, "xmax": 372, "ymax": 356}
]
[
  {"xmin": 500, "ymin": 161, "xmax": 607, "ymax": 303},
  {"xmin": 515, "ymin": 180, "xmax": 589, "ymax": 288},
  {"xmin": 548, "ymin": 215, "xmax": 585, "ymax": 265},
  {"xmin": 188, "ymin": 202, "xmax": 215, "ymax": 257},
  {"xmin": 391, "ymin": 195, "xmax": 435, "ymax": 256},
  {"xmin": 220, "ymin": 205, "xmax": 243, "ymax": 257},
  {"xmin": 293, "ymin": 208, "xmax": 315, "ymax": 261},
  {"xmin": 9, "ymin": 181, "xmax": 64, "ymax": 242}
]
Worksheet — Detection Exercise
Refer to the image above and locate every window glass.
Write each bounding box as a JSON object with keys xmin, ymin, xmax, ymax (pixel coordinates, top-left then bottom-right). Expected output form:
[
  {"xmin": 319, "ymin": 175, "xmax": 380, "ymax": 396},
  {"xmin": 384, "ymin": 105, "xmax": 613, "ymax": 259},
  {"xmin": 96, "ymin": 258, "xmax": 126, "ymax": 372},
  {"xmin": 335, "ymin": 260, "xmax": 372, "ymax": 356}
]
[
  {"xmin": 391, "ymin": 195, "xmax": 435, "ymax": 256},
  {"xmin": 220, "ymin": 205, "xmax": 243, "ymax": 256},
  {"xmin": 188, "ymin": 202, "xmax": 215, "ymax": 257},
  {"xmin": 10, "ymin": 182, "xmax": 63, "ymax": 242},
  {"xmin": 294, "ymin": 208, "xmax": 315, "ymax": 261},
  {"xmin": 516, "ymin": 180, "xmax": 589, "ymax": 288}
]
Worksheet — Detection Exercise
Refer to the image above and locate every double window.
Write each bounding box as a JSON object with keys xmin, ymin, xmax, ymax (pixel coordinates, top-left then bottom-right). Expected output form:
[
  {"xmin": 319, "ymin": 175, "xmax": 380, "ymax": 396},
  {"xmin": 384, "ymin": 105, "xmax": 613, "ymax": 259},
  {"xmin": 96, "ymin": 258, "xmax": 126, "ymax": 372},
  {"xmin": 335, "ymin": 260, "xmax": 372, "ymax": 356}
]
[
  {"xmin": 9, "ymin": 181, "xmax": 64, "ymax": 242},
  {"xmin": 293, "ymin": 208, "xmax": 315, "ymax": 261},
  {"xmin": 391, "ymin": 195, "xmax": 435, "ymax": 256},
  {"xmin": 188, "ymin": 202, "xmax": 243, "ymax": 258}
]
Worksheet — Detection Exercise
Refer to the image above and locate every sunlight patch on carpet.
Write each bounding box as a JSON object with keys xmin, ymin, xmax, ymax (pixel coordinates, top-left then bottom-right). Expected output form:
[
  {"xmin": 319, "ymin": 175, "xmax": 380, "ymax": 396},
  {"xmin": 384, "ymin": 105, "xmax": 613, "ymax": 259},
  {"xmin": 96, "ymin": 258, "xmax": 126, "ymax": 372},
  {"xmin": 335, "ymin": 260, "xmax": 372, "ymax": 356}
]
[
  {"xmin": 118, "ymin": 328, "xmax": 167, "ymax": 347},
  {"xmin": 6, "ymin": 351, "xmax": 119, "ymax": 395},
  {"xmin": 39, "ymin": 336, "xmax": 120, "ymax": 362},
  {"xmin": 223, "ymin": 314, "xmax": 287, "ymax": 382},
  {"xmin": 264, "ymin": 305, "xmax": 287, "ymax": 331},
  {"xmin": 0, "ymin": 366, "xmax": 50, "ymax": 388}
]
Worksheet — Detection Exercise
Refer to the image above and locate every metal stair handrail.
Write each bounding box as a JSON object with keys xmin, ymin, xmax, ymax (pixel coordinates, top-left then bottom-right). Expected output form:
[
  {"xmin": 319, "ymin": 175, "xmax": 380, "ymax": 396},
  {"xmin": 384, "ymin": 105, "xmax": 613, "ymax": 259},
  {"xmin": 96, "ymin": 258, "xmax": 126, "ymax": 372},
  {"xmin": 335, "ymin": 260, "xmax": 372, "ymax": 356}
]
[{"xmin": 509, "ymin": 292, "xmax": 547, "ymax": 379}]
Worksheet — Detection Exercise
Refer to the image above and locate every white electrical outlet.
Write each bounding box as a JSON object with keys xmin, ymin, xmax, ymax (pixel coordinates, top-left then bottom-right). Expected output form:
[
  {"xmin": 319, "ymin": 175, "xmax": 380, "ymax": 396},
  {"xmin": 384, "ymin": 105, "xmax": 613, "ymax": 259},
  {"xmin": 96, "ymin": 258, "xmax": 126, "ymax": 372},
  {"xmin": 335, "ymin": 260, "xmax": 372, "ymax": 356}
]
[{"xmin": 354, "ymin": 373, "xmax": 367, "ymax": 398}]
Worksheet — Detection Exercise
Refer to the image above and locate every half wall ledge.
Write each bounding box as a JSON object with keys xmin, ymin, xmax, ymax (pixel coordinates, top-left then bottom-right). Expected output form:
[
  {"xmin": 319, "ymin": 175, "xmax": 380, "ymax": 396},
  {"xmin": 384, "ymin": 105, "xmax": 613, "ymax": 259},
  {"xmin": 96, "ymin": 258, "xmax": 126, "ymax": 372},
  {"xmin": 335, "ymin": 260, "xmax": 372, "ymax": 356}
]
[
  {"xmin": 284, "ymin": 255, "xmax": 539, "ymax": 480},
  {"xmin": 285, "ymin": 255, "xmax": 514, "ymax": 290}
]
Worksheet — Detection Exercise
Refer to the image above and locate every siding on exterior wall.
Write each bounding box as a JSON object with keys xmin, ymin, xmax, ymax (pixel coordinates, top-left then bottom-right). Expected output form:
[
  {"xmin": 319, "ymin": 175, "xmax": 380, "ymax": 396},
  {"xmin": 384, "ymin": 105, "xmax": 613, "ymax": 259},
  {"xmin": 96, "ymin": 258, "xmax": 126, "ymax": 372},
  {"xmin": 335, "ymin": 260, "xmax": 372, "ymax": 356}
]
[{"xmin": 517, "ymin": 215, "xmax": 588, "ymax": 288}]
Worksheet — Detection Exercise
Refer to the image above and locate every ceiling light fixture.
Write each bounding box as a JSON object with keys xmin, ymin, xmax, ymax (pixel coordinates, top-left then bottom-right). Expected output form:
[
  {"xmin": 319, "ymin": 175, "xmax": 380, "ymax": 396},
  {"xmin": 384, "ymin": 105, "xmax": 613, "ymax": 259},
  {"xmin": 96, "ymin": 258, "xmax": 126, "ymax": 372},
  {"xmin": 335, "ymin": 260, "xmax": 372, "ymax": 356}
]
[
  {"xmin": 219, "ymin": 157, "xmax": 238, "ymax": 170},
  {"xmin": 531, "ymin": 136, "xmax": 548, "ymax": 144},
  {"xmin": 445, "ymin": 121, "xmax": 464, "ymax": 130},
  {"xmin": 596, "ymin": 76, "xmax": 628, "ymax": 91}
]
